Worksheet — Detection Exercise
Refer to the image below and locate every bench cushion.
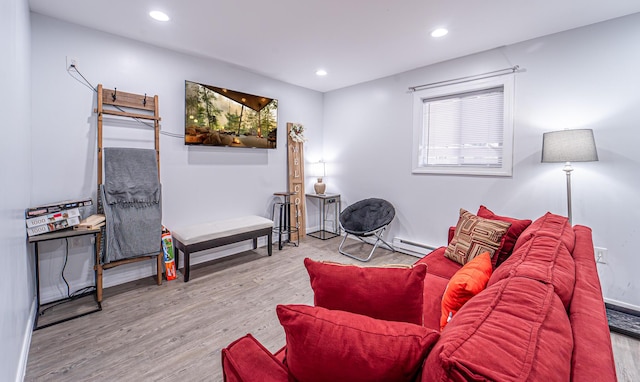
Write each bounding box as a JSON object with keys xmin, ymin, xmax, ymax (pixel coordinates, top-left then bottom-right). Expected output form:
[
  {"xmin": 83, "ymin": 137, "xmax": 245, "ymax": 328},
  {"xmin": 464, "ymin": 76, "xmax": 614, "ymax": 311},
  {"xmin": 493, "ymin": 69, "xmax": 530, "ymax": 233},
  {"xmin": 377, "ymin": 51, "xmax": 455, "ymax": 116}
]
[{"xmin": 172, "ymin": 215, "xmax": 273, "ymax": 245}]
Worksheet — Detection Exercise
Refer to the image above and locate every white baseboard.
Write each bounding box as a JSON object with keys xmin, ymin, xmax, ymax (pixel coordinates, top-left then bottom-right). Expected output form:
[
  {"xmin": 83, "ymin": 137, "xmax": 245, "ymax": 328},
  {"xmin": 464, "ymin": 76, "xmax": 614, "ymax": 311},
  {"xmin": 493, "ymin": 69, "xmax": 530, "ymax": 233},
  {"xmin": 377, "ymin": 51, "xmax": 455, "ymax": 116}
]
[
  {"xmin": 339, "ymin": 234, "xmax": 422, "ymax": 258},
  {"xmin": 17, "ymin": 298, "xmax": 36, "ymax": 382},
  {"xmin": 40, "ymin": 279, "xmax": 95, "ymax": 304},
  {"xmin": 40, "ymin": 237, "xmax": 272, "ymax": 300},
  {"xmin": 604, "ymin": 298, "xmax": 640, "ymax": 313},
  {"xmin": 104, "ymin": 238, "xmax": 267, "ymax": 288},
  {"xmin": 305, "ymin": 224, "xmax": 321, "ymax": 233},
  {"xmin": 392, "ymin": 237, "xmax": 438, "ymax": 258}
]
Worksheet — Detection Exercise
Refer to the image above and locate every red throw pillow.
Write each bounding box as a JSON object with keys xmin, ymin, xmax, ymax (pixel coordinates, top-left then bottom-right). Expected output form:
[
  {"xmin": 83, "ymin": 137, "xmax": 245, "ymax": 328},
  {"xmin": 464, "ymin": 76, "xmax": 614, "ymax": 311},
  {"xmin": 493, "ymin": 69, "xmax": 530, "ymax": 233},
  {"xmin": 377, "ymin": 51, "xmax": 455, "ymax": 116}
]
[
  {"xmin": 440, "ymin": 252, "xmax": 492, "ymax": 330},
  {"xmin": 304, "ymin": 258, "xmax": 427, "ymax": 325},
  {"xmin": 477, "ymin": 205, "xmax": 532, "ymax": 267},
  {"xmin": 277, "ymin": 304, "xmax": 440, "ymax": 382}
]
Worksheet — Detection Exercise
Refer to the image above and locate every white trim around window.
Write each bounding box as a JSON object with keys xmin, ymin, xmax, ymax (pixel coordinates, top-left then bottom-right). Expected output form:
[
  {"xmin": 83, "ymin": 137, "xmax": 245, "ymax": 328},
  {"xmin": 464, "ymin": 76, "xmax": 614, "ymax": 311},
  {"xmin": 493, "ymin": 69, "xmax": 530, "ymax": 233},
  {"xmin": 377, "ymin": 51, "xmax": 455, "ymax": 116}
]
[{"xmin": 411, "ymin": 74, "xmax": 515, "ymax": 176}]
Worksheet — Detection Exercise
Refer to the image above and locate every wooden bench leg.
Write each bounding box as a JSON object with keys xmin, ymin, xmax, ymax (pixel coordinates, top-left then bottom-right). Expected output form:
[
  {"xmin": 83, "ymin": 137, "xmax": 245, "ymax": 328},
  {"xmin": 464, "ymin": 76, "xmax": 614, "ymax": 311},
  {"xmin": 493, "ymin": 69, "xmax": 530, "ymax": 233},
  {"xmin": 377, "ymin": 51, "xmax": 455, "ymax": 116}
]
[
  {"xmin": 156, "ymin": 253, "xmax": 163, "ymax": 285},
  {"xmin": 175, "ymin": 247, "xmax": 180, "ymax": 276},
  {"xmin": 184, "ymin": 250, "xmax": 191, "ymax": 282},
  {"xmin": 96, "ymin": 264, "xmax": 104, "ymax": 303},
  {"xmin": 267, "ymin": 232, "xmax": 272, "ymax": 256},
  {"xmin": 252, "ymin": 237, "xmax": 258, "ymax": 250},
  {"xmin": 173, "ymin": 241, "xmax": 183, "ymax": 280}
]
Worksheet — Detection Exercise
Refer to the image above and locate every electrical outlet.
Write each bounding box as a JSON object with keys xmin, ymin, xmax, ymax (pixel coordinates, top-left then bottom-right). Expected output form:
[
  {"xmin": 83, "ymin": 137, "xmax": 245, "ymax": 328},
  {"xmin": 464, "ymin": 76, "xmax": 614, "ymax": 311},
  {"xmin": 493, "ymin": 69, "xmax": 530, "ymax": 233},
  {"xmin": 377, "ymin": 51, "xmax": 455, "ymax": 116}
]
[
  {"xmin": 595, "ymin": 247, "xmax": 607, "ymax": 264},
  {"xmin": 66, "ymin": 56, "xmax": 78, "ymax": 70}
]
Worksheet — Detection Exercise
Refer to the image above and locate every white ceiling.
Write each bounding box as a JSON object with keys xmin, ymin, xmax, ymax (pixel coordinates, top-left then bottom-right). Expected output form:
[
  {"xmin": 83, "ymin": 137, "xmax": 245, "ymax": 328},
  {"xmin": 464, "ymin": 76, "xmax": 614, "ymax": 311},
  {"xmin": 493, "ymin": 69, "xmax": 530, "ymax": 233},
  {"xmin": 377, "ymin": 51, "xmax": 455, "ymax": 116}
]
[{"xmin": 28, "ymin": 0, "xmax": 640, "ymax": 93}]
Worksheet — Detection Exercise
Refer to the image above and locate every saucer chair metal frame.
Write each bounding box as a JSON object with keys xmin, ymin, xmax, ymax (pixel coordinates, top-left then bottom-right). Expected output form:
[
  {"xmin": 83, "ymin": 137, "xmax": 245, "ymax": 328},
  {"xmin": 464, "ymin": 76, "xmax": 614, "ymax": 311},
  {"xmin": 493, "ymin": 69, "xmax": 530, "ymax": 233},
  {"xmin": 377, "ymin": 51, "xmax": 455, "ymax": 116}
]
[{"xmin": 338, "ymin": 198, "xmax": 396, "ymax": 262}]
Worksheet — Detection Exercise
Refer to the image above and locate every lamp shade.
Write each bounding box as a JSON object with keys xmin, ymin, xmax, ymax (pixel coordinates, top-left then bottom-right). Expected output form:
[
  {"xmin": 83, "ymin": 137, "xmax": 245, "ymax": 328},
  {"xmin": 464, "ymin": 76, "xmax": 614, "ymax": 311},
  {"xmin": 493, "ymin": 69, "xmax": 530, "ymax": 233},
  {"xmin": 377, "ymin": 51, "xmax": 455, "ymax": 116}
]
[
  {"xmin": 541, "ymin": 129, "xmax": 598, "ymax": 163},
  {"xmin": 310, "ymin": 161, "xmax": 326, "ymax": 177}
]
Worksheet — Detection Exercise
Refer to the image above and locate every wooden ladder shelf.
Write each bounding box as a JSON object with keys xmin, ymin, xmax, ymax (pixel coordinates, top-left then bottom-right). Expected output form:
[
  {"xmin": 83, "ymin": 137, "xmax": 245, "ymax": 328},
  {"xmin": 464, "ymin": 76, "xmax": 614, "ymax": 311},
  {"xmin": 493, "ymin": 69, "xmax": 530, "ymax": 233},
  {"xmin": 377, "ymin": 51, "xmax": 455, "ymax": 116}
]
[{"xmin": 94, "ymin": 84, "xmax": 163, "ymax": 302}]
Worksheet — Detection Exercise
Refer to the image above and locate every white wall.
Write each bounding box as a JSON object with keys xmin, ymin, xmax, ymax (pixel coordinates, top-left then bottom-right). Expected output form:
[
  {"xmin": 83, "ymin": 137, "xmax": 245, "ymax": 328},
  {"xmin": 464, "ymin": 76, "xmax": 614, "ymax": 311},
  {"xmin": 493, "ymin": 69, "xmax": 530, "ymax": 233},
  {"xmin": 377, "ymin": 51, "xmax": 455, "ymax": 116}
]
[
  {"xmin": 30, "ymin": 14, "xmax": 324, "ymax": 301},
  {"xmin": 23, "ymin": 9, "xmax": 640, "ymax": 360},
  {"xmin": 1, "ymin": 0, "xmax": 33, "ymax": 380},
  {"xmin": 324, "ymin": 13, "xmax": 640, "ymax": 308}
]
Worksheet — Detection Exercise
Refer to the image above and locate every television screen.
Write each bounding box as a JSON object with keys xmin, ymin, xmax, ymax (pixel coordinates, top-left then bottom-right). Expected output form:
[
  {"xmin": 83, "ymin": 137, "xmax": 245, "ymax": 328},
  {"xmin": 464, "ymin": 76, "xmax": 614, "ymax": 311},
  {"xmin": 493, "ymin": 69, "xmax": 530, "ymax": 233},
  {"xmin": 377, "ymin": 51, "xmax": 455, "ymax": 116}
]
[{"xmin": 184, "ymin": 80, "xmax": 278, "ymax": 149}]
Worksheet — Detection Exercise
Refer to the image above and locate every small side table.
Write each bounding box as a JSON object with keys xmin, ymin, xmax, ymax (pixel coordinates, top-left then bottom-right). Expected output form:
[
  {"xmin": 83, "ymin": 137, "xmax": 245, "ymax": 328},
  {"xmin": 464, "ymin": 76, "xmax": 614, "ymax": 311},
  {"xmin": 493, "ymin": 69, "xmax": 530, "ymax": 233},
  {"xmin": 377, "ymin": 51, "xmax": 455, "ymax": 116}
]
[
  {"xmin": 29, "ymin": 228, "xmax": 102, "ymax": 330},
  {"xmin": 306, "ymin": 193, "xmax": 341, "ymax": 240}
]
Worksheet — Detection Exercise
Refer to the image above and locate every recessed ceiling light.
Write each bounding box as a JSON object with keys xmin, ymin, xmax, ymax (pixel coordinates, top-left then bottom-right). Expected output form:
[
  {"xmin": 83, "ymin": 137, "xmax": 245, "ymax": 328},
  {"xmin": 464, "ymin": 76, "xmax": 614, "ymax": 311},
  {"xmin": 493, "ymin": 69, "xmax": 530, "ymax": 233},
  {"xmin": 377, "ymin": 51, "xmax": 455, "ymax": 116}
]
[
  {"xmin": 316, "ymin": 69, "xmax": 328, "ymax": 76},
  {"xmin": 431, "ymin": 28, "xmax": 448, "ymax": 38},
  {"xmin": 149, "ymin": 11, "xmax": 170, "ymax": 22}
]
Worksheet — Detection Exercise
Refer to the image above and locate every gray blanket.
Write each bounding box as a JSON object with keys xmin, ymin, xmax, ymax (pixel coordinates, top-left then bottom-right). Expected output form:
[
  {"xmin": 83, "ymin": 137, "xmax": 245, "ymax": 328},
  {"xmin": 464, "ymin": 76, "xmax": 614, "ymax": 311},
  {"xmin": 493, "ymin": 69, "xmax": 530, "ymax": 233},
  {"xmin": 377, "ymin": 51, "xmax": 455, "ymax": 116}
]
[{"xmin": 101, "ymin": 148, "xmax": 162, "ymax": 263}]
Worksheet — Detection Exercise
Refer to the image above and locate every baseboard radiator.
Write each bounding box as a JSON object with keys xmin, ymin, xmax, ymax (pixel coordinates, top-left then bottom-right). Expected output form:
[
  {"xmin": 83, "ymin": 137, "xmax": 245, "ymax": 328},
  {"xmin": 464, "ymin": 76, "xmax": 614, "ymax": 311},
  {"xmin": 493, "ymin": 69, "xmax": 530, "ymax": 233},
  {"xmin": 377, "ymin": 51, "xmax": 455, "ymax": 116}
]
[{"xmin": 392, "ymin": 237, "xmax": 438, "ymax": 258}]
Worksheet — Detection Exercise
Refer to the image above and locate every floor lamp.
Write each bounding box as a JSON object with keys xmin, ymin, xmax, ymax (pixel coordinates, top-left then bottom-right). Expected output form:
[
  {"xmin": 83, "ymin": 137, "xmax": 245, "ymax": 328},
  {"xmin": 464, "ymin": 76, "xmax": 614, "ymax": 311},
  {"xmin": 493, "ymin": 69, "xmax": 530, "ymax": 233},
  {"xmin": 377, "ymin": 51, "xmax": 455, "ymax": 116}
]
[{"xmin": 541, "ymin": 129, "xmax": 598, "ymax": 225}]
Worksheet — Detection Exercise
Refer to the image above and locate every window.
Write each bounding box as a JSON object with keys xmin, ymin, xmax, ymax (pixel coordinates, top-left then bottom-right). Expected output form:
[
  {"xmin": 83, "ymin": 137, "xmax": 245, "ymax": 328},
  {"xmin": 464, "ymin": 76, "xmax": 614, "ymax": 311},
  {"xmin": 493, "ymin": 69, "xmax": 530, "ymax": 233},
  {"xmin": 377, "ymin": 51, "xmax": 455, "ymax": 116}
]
[{"xmin": 412, "ymin": 75, "xmax": 514, "ymax": 176}]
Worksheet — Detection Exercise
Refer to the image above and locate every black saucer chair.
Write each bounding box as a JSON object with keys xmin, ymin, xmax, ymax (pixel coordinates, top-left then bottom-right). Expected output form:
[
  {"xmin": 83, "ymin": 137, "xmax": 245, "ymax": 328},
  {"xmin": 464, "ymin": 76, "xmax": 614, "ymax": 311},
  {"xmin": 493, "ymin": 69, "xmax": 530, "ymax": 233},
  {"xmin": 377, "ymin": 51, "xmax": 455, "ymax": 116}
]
[{"xmin": 338, "ymin": 198, "xmax": 396, "ymax": 262}]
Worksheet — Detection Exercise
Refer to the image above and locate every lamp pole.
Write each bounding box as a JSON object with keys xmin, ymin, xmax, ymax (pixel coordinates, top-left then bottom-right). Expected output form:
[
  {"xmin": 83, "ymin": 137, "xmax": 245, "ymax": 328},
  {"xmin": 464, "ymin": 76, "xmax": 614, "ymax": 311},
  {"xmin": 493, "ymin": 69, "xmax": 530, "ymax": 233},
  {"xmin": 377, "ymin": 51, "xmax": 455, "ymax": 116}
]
[{"xmin": 563, "ymin": 162, "xmax": 573, "ymax": 225}]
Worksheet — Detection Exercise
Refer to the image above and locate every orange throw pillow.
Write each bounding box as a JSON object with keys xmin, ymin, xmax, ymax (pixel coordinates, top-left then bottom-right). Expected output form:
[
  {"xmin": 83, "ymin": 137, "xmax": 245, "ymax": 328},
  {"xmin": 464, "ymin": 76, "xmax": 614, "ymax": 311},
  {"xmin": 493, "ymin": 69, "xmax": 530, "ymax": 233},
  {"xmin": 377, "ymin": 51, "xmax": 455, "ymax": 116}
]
[{"xmin": 440, "ymin": 252, "xmax": 492, "ymax": 330}]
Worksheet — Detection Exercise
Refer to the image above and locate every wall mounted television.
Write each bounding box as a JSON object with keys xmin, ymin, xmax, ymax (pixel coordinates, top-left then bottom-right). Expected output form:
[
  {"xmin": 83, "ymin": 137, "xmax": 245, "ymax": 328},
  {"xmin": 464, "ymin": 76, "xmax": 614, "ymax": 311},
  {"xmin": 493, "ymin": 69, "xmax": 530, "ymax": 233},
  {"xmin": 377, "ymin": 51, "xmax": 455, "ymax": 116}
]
[{"xmin": 184, "ymin": 80, "xmax": 278, "ymax": 149}]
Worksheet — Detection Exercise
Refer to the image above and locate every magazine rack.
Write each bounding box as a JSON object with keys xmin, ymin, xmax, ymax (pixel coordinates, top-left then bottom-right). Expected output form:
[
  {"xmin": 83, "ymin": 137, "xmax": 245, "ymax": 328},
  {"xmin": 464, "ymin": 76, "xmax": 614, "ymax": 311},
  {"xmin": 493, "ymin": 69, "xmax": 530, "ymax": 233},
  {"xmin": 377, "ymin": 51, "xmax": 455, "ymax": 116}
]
[{"xmin": 94, "ymin": 84, "xmax": 162, "ymax": 302}]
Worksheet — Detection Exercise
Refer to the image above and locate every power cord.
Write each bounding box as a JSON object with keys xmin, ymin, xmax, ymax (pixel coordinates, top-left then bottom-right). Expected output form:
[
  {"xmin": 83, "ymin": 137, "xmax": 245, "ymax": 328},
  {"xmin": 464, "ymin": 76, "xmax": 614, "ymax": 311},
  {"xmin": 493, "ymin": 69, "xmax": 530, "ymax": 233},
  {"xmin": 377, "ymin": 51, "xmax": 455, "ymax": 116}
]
[
  {"xmin": 62, "ymin": 237, "xmax": 71, "ymax": 298},
  {"xmin": 66, "ymin": 64, "xmax": 185, "ymax": 139},
  {"xmin": 39, "ymin": 238, "xmax": 97, "ymax": 316}
]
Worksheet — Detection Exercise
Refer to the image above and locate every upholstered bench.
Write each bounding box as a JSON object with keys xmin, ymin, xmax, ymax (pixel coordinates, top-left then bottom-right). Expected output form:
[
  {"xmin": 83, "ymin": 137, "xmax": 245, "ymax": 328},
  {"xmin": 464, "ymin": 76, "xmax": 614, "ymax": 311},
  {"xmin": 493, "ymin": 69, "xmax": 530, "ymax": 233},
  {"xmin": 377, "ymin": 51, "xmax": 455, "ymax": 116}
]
[{"xmin": 172, "ymin": 216, "xmax": 274, "ymax": 282}]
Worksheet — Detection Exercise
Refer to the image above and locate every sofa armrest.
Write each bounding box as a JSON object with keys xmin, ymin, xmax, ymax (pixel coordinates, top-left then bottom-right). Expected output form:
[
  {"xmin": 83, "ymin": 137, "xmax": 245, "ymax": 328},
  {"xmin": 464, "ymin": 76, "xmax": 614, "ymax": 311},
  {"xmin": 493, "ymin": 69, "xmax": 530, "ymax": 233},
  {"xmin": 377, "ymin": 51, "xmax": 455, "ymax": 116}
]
[
  {"xmin": 222, "ymin": 334, "xmax": 289, "ymax": 382},
  {"xmin": 569, "ymin": 226, "xmax": 617, "ymax": 381}
]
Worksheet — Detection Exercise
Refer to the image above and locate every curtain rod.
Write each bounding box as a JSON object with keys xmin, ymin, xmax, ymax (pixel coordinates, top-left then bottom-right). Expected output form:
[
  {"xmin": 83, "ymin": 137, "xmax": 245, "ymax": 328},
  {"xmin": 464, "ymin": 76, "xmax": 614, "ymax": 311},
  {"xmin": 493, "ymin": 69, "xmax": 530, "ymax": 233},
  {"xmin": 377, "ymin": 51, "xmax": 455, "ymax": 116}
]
[{"xmin": 408, "ymin": 65, "xmax": 521, "ymax": 92}]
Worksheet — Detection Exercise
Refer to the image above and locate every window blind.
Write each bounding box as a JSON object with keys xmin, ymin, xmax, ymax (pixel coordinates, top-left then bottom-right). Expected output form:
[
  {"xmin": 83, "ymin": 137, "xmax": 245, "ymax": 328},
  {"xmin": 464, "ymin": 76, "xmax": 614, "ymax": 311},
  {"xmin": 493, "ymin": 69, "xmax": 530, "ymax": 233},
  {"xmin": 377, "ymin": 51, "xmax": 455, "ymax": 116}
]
[{"xmin": 420, "ymin": 87, "xmax": 504, "ymax": 167}]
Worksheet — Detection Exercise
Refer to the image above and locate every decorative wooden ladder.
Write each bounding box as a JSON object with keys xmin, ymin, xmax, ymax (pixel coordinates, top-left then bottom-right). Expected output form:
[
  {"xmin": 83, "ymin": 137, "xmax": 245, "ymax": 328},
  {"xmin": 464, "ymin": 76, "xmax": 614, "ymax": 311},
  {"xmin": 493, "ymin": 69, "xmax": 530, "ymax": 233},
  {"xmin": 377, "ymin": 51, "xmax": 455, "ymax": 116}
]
[{"xmin": 94, "ymin": 84, "xmax": 163, "ymax": 302}]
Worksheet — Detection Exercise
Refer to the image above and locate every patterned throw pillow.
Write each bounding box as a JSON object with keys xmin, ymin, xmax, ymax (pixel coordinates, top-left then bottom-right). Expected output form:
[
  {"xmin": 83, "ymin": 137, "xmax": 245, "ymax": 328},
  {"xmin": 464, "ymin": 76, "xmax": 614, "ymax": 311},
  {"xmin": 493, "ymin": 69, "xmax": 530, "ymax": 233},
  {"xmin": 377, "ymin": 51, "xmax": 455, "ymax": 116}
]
[{"xmin": 444, "ymin": 209, "xmax": 511, "ymax": 265}]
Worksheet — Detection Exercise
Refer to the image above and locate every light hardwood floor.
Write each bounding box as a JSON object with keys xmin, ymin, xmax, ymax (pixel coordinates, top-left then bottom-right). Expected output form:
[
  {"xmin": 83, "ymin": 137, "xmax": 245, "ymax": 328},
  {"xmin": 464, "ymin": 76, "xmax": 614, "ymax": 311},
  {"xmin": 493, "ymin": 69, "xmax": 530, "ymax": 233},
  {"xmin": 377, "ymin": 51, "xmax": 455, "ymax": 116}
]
[{"xmin": 26, "ymin": 237, "xmax": 639, "ymax": 381}]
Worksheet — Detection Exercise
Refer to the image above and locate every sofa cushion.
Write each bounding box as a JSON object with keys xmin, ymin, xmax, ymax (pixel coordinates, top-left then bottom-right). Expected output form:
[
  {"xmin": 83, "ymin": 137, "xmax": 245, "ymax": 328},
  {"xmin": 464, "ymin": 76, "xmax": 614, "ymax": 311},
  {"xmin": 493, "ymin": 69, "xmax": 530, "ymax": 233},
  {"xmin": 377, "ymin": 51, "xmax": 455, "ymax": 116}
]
[
  {"xmin": 422, "ymin": 277, "xmax": 573, "ymax": 381},
  {"xmin": 304, "ymin": 258, "xmax": 427, "ymax": 325},
  {"xmin": 444, "ymin": 209, "xmax": 511, "ymax": 265},
  {"xmin": 489, "ymin": 215, "xmax": 576, "ymax": 309},
  {"xmin": 477, "ymin": 205, "xmax": 532, "ymax": 267},
  {"xmin": 416, "ymin": 247, "xmax": 462, "ymax": 330},
  {"xmin": 276, "ymin": 304, "xmax": 439, "ymax": 382},
  {"xmin": 422, "ymin": 272, "xmax": 451, "ymax": 331},
  {"xmin": 513, "ymin": 212, "xmax": 575, "ymax": 253},
  {"xmin": 416, "ymin": 247, "xmax": 461, "ymax": 280},
  {"xmin": 440, "ymin": 252, "xmax": 492, "ymax": 330}
]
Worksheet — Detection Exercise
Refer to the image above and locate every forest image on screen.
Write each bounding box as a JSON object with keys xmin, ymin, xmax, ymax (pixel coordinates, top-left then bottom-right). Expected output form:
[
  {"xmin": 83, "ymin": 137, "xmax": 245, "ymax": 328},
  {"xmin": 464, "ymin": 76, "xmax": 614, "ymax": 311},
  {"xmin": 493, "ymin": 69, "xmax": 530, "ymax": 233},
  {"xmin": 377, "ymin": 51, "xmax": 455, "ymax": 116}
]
[{"xmin": 185, "ymin": 80, "xmax": 278, "ymax": 148}]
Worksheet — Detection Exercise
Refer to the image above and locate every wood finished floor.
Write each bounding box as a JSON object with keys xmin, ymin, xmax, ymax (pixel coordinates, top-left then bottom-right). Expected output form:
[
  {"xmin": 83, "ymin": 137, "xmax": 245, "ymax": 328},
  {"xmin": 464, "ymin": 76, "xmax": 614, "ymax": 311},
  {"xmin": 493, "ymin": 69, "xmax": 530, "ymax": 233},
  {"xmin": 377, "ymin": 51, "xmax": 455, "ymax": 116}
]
[{"xmin": 26, "ymin": 237, "xmax": 640, "ymax": 381}]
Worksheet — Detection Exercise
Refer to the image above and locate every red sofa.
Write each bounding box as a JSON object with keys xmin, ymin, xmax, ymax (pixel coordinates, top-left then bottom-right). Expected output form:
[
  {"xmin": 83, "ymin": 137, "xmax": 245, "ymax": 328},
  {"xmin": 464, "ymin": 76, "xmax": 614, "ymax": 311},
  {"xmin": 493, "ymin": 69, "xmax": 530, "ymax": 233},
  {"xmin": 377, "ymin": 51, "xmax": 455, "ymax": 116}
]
[{"xmin": 222, "ymin": 212, "xmax": 617, "ymax": 381}]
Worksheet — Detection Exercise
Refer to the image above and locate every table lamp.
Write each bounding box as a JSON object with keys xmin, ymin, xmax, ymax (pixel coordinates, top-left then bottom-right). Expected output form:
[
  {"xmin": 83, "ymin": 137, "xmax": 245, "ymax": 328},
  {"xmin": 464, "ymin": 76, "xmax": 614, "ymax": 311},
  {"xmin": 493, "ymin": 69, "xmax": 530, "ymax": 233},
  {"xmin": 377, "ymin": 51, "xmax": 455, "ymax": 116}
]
[
  {"xmin": 541, "ymin": 129, "xmax": 598, "ymax": 225},
  {"xmin": 312, "ymin": 160, "xmax": 326, "ymax": 195}
]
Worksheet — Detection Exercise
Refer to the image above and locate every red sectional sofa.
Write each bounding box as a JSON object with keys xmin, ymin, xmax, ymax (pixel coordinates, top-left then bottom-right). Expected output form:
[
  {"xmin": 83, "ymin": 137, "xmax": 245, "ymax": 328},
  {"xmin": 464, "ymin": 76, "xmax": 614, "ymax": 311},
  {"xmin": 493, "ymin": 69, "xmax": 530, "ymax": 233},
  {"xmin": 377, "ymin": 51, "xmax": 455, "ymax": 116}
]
[{"xmin": 222, "ymin": 212, "xmax": 617, "ymax": 381}]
